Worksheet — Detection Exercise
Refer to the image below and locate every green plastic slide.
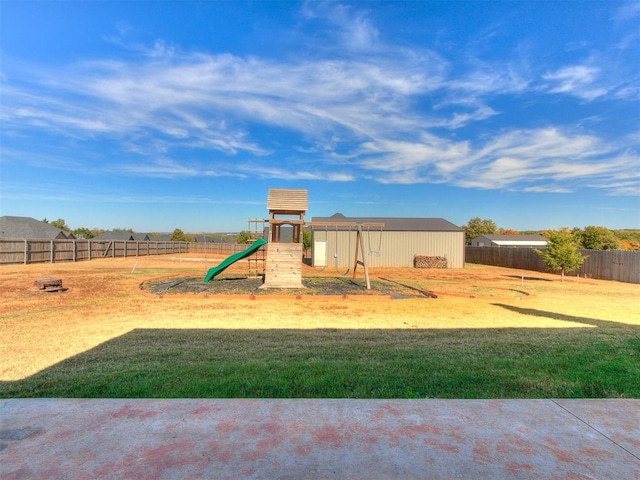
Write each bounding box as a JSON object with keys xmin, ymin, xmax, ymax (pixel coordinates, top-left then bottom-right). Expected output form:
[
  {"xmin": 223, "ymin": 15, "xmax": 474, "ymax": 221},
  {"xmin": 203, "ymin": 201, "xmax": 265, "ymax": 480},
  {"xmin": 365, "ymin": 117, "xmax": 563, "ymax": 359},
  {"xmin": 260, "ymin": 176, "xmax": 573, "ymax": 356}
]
[{"xmin": 203, "ymin": 238, "xmax": 267, "ymax": 283}]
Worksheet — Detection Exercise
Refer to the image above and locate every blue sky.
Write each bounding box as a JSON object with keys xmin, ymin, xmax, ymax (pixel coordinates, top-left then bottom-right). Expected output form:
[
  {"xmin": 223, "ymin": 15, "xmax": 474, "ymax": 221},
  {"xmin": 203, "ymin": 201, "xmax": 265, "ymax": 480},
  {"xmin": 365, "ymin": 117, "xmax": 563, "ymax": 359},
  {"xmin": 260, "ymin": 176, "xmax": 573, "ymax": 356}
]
[{"xmin": 1, "ymin": 1, "xmax": 638, "ymax": 233}]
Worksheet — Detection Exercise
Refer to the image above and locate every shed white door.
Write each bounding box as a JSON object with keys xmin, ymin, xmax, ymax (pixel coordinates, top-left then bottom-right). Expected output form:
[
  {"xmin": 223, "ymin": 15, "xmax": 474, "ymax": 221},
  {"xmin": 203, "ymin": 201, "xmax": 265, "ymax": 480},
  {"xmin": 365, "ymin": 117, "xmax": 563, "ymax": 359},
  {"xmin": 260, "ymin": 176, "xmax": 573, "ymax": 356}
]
[{"xmin": 313, "ymin": 240, "xmax": 327, "ymax": 267}]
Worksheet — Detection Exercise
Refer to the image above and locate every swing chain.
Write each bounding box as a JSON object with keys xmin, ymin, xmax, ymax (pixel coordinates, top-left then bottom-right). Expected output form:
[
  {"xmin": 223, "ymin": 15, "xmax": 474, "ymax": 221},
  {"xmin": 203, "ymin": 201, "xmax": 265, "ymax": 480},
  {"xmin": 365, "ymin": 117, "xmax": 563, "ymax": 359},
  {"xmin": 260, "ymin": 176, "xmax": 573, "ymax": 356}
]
[
  {"xmin": 333, "ymin": 225, "xmax": 350, "ymax": 275},
  {"xmin": 367, "ymin": 225, "xmax": 382, "ymax": 256}
]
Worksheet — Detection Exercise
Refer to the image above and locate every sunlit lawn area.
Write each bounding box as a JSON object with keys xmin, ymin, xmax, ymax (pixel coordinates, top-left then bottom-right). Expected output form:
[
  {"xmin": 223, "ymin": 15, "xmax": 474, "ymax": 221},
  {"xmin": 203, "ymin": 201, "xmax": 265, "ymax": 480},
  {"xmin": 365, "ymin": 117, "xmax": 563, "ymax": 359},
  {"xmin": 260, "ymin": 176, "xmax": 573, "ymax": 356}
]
[{"xmin": 2, "ymin": 325, "xmax": 638, "ymax": 399}]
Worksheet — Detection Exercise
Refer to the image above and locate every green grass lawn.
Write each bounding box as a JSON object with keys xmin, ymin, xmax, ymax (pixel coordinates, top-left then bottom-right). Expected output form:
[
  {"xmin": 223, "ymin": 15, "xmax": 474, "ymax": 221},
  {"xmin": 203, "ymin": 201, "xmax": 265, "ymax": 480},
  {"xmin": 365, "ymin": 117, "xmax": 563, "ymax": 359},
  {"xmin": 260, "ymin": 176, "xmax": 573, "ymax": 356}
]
[{"xmin": 2, "ymin": 315, "xmax": 638, "ymax": 398}]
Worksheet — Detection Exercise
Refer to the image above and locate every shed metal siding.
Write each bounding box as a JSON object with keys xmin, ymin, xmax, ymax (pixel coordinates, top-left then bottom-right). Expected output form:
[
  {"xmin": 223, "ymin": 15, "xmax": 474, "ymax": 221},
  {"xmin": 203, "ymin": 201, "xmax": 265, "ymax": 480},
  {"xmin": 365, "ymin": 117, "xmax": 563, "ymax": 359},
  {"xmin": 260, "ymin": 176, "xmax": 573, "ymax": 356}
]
[{"xmin": 312, "ymin": 229, "xmax": 465, "ymax": 268}]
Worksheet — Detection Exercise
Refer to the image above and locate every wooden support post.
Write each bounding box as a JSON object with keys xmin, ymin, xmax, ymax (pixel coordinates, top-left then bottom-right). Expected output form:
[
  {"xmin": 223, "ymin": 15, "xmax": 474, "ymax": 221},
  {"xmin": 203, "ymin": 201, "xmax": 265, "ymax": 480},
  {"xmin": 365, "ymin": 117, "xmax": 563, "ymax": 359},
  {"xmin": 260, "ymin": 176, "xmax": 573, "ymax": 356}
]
[
  {"xmin": 352, "ymin": 225, "xmax": 371, "ymax": 290},
  {"xmin": 307, "ymin": 221, "xmax": 383, "ymax": 291}
]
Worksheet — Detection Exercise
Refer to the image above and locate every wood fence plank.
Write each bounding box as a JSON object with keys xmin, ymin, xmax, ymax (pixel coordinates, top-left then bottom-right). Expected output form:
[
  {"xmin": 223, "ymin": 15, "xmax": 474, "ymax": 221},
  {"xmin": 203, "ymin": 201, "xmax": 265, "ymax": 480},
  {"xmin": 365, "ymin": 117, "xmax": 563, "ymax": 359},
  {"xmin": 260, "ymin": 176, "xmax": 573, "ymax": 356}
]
[{"xmin": 466, "ymin": 247, "xmax": 639, "ymax": 284}]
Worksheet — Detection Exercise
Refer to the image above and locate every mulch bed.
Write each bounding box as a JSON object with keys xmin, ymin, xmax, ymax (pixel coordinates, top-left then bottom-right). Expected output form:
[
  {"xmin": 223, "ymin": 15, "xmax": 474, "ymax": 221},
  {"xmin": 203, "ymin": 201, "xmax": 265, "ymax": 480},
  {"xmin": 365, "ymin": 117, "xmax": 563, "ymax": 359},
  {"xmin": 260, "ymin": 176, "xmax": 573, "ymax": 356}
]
[{"xmin": 141, "ymin": 275, "xmax": 426, "ymax": 297}]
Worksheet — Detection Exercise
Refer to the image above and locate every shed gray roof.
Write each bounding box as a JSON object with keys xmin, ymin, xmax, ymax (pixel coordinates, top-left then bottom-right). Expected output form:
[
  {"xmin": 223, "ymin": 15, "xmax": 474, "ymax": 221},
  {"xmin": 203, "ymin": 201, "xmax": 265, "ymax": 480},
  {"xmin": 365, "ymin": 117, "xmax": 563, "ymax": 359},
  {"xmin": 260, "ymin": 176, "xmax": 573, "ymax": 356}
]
[
  {"xmin": 0, "ymin": 216, "xmax": 71, "ymax": 239},
  {"xmin": 311, "ymin": 217, "xmax": 462, "ymax": 232}
]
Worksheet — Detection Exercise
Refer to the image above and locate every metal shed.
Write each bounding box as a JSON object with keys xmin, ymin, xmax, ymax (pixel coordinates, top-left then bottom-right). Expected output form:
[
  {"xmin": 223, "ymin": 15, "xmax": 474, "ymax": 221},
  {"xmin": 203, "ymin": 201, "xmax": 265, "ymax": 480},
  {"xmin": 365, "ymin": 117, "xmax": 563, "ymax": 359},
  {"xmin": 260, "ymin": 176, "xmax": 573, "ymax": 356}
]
[
  {"xmin": 471, "ymin": 234, "xmax": 548, "ymax": 248},
  {"xmin": 310, "ymin": 217, "xmax": 465, "ymax": 269}
]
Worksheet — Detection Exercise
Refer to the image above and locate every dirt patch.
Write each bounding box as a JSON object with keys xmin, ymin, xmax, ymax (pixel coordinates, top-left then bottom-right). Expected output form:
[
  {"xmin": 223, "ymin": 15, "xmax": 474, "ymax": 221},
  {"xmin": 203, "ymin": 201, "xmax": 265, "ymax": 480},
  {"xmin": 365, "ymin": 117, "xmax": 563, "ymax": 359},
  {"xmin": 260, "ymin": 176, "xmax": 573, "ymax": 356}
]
[{"xmin": 141, "ymin": 274, "xmax": 426, "ymax": 298}]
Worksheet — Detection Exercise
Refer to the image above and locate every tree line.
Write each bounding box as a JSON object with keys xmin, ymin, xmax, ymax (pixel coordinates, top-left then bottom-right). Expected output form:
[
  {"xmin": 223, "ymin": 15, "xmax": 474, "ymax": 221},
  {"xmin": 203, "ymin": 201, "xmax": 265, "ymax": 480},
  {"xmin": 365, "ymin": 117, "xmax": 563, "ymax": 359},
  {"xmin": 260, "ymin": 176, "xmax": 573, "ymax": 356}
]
[
  {"xmin": 42, "ymin": 219, "xmax": 224, "ymax": 243},
  {"xmin": 461, "ymin": 217, "xmax": 640, "ymax": 282},
  {"xmin": 461, "ymin": 217, "xmax": 639, "ymax": 251},
  {"xmin": 42, "ymin": 216, "xmax": 639, "ymax": 251}
]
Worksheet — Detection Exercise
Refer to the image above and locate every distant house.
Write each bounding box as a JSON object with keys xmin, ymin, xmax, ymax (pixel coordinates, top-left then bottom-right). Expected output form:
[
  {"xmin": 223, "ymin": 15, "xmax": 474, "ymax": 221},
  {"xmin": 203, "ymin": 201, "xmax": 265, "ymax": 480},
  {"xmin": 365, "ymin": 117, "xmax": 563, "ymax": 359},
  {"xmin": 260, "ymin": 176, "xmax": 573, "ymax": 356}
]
[
  {"xmin": 471, "ymin": 234, "xmax": 548, "ymax": 248},
  {"xmin": 0, "ymin": 216, "xmax": 74, "ymax": 239},
  {"xmin": 92, "ymin": 231, "xmax": 151, "ymax": 241},
  {"xmin": 150, "ymin": 234, "xmax": 172, "ymax": 242},
  {"xmin": 310, "ymin": 216, "xmax": 465, "ymax": 268}
]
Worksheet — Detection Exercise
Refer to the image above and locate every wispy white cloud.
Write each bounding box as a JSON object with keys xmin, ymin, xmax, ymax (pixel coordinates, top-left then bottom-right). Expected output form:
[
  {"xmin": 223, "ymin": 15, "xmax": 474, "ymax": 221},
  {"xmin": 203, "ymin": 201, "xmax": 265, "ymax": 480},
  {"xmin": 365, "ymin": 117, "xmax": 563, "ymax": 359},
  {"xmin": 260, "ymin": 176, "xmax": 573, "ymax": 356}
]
[
  {"xmin": 449, "ymin": 67, "xmax": 530, "ymax": 97},
  {"xmin": 0, "ymin": 1, "xmax": 637, "ymax": 198},
  {"xmin": 1, "ymin": 181, "xmax": 266, "ymax": 206},
  {"xmin": 542, "ymin": 65, "xmax": 608, "ymax": 100},
  {"xmin": 238, "ymin": 164, "xmax": 354, "ymax": 182},
  {"xmin": 301, "ymin": 0, "xmax": 380, "ymax": 52},
  {"xmin": 1, "ymin": 45, "xmax": 447, "ymax": 161},
  {"xmin": 522, "ymin": 185, "xmax": 572, "ymax": 194},
  {"xmin": 356, "ymin": 128, "xmax": 638, "ymax": 195},
  {"xmin": 119, "ymin": 158, "xmax": 243, "ymax": 179},
  {"xmin": 613, "ymin": 1, "xmax": 640, "ymax": 21},
  {"xmin": 461, "ymin": 130, "xmax": 638, "ymax": 194}
]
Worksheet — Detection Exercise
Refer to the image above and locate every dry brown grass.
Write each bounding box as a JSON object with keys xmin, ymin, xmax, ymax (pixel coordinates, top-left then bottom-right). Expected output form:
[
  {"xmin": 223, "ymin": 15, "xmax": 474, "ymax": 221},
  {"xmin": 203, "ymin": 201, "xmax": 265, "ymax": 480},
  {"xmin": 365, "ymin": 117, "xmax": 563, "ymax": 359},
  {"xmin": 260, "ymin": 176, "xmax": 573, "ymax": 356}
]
[{"xmin": 1, "ymin": 253, "xmax": 638, "ymax": 381}]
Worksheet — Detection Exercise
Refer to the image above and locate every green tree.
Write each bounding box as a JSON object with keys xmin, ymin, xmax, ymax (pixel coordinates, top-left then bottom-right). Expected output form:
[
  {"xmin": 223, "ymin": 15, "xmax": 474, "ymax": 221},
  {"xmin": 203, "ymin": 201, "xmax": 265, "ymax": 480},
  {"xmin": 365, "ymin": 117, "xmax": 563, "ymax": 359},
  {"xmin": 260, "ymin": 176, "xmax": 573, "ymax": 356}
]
[
  {"xmin": 236, "ymin": 230, "xmax": 250, "ymax": 244},
  {"xmin": 462, "ymin": 217, "xmax": 498, "ymax": 244},
  {"xmin": 302, "ymin": 230, "xmax": 312, "ymax": 256},
  {"xmin": 576, "ymin": 226, "xmax": 619, "ymax": 250},
  {"xmin": 73, "ymin": 227, "xmax": 94, "ymax": 239},
  {"xmin": 170, "ymin": 228, "xmax": 193, "ymax": 242},
  {"xmin": 535, "ymin": 229, "xmax": 588, "ymax": 282},
  {"xmin": 49, "ymin": 218, "xmax": 70, "ymax": 231},
  {"xmin": 613, "ymin": 229, "xmax": 640, "ymax": 249}
]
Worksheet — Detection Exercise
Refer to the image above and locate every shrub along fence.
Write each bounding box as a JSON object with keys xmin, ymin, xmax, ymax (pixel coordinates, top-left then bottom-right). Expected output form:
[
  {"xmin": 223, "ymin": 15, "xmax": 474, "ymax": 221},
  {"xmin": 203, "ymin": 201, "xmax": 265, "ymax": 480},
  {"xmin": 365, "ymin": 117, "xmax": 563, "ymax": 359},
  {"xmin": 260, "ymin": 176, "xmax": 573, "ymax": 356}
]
[
  {"xmin": 465, "ymin": 247, "xmax": 640, "ymax": 284},
  {"xmin": 0, "ymin": 239, "xmax": 189, "ymax": 264}
]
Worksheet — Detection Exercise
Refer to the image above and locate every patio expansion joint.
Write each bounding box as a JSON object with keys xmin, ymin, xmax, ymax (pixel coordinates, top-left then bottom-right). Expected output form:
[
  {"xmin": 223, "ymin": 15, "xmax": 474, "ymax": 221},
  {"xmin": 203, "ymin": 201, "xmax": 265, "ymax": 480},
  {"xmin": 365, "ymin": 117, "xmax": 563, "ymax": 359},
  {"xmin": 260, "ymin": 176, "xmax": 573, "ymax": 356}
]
[{"xmin": 551, "ymin": 399, "xmax": 640, "ymax": 463}]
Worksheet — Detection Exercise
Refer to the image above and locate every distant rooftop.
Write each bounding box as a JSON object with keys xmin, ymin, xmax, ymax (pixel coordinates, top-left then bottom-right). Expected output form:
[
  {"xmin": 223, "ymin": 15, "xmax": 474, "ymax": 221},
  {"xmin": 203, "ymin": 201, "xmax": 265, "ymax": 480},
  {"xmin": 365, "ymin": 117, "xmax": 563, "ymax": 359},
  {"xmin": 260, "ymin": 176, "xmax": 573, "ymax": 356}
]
[{"xmin": 0, "ymin": 216, "xmax": 72, "ymax": 239}]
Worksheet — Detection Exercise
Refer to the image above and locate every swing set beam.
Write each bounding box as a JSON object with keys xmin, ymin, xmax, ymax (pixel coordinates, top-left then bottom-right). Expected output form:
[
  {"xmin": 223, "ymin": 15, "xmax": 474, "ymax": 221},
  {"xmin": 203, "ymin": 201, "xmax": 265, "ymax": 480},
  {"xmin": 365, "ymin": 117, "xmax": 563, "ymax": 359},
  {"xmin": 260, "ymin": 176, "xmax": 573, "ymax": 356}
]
[{"xmin": 307, "ymin": 222, "xmax": 384, "ymax": 290}]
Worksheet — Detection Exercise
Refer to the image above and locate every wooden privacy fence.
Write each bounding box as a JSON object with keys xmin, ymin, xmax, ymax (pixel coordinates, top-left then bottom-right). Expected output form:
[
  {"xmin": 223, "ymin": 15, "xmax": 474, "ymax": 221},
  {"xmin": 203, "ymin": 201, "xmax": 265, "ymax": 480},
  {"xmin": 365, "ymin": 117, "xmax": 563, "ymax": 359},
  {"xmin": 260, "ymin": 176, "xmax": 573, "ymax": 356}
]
[
  {"xmin": 465, "ymin": 247, "xmax": 640, "ymax": 284},
  {"xmin": 188, "ymin": 242, "xmax": 258, "ymax": 255},
  {"xmin": 0, "ymin": 239, "xmax": 189, "ymax": 264}
]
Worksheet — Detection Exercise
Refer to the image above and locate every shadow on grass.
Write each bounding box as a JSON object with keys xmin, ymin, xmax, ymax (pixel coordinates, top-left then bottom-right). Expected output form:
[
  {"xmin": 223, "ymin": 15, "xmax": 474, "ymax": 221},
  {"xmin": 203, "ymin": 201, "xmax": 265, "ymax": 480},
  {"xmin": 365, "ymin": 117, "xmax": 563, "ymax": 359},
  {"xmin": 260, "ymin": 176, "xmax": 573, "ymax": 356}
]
[
  {"xmin": 2, "ymin": 323, "xmax": 638, "ymax": 399},
  {"xmin": 492, "ymin": 303, "xmax": 633, "ymax": 329}
]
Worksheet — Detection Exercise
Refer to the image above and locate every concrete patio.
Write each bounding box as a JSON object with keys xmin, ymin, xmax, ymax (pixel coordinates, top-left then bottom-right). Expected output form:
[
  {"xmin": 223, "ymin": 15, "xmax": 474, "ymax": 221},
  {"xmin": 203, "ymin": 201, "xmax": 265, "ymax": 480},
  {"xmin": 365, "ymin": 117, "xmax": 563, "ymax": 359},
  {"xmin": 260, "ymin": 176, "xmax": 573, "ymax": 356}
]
[{"xmin": 1, "ymin": 399, "xmax": 638, "ymax": 479}]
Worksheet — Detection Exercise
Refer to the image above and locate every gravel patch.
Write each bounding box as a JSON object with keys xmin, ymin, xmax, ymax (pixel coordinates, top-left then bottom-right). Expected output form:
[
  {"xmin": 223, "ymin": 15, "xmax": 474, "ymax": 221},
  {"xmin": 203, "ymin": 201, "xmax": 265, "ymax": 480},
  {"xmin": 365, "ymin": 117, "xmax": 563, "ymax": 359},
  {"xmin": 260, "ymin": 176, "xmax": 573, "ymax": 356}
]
[{"xmin": 141, "ymin": 275, "xmax": 426, "ymax": 297}]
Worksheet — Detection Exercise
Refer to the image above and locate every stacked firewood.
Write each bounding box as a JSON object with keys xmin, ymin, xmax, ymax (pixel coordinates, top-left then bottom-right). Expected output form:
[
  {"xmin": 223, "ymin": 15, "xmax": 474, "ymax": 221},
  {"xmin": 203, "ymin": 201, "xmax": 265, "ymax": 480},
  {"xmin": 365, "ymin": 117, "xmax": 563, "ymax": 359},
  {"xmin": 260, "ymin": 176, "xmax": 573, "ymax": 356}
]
[{"xmin": 413, "ymin": 255, "xmax": 447, "ymax": 269}]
